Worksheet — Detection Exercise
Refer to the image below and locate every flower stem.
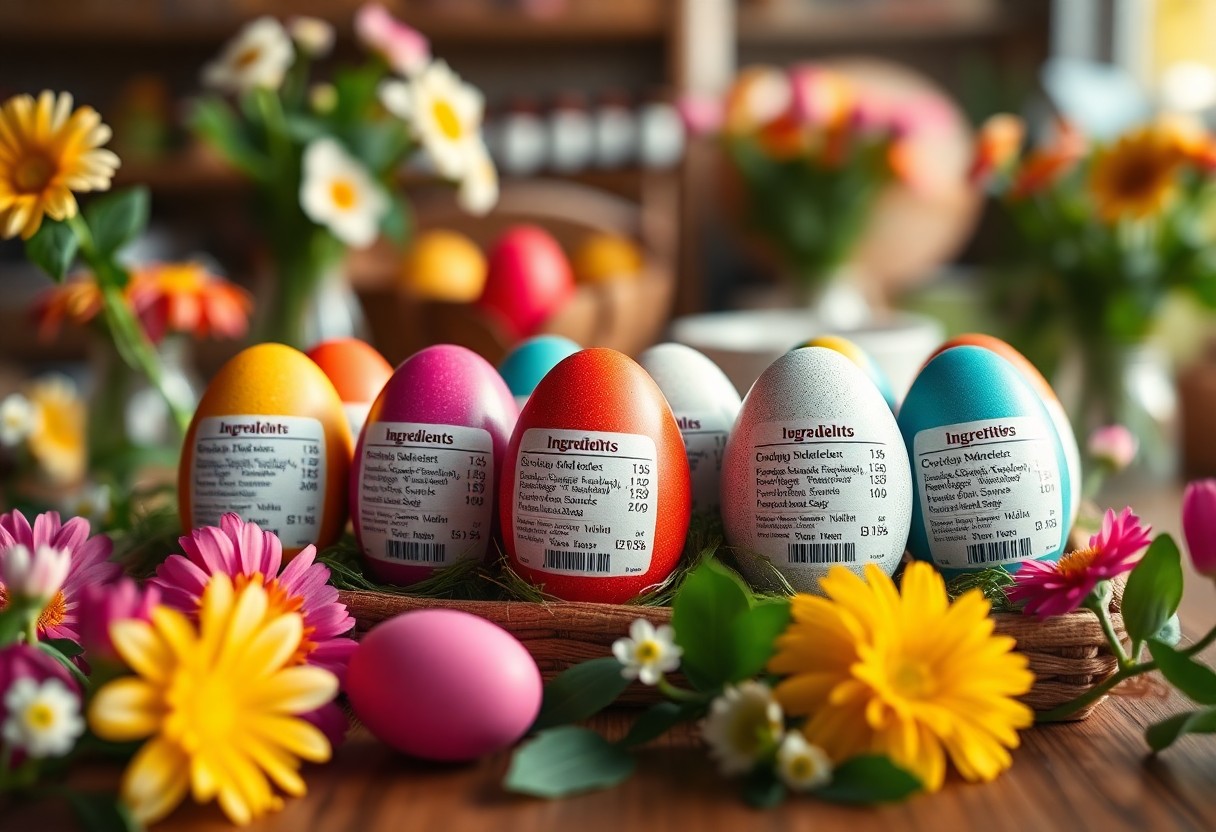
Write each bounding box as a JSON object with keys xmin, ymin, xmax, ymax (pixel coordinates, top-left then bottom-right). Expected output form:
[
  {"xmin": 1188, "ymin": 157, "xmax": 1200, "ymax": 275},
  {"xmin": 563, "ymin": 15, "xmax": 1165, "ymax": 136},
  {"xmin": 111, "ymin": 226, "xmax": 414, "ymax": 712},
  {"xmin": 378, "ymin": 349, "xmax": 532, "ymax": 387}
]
[
  {"xmin": 24, "ymin": 616, "xmax": 37, "ymax": 646},
  {"xmin": 1035, "ymin": 661, "xmax": 1155, "ymax": 722},
  {"xmin": 1181, "ymin": 622, "xmax": 1216, "ymax": 658},
  {"xmin": 1085, "ymin": 595, "xmax": 1130, "ymax": 669},
  {"xmin": 658, "ymin": 677, "xmax": 706, "ymax": 704}
]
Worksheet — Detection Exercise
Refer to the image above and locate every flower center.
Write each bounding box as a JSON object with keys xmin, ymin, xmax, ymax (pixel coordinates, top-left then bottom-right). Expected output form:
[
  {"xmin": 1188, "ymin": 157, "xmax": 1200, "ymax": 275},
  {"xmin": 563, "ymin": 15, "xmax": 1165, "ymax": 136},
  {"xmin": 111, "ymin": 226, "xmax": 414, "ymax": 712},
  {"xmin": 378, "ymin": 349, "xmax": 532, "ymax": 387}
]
[
  {"xmin": 24, "ymin": 702, "xmax": 56, "ymax": 731},
  {"xmin": 789, "ymin": 755, "xmax": 814, "ymax": 779},
  {"xmin": 233, "ymin": 46, "xmax": 263, "ymax": 70},
  {"xmin": 330, "ymin": 179, "xmax": 358, "ymax": 211},
  {"xmin": 634, "ymin": 640, "xmax": 660, "ymax": 664},
  {"xmin": 155, "ymin": 265, "xmax": 205, "ymax": 295},
  {"xmin": 165, "ymin": 672, "xmax": 236, "ymax": 753},
  {"xmin": 37, "ymin": 590, "xmax": 68, "ymax": 630},
  {"xmin": 14, "ymin": 154, "xmax": 55, "ymax": 193},
  {"xmin": 889, "ymin": 659, "xmax": 934, "ymax": 700},
  {"xmin": 432, "ymin": 100, "xmax": 463, "ymax": 140},
  {"xmin": 233, "ymin": 573, "xmax": 315, "ymax": 665},
  {"xmin": 1058, "ymin": 546, "xmax": 1101, "ymax": 580}
]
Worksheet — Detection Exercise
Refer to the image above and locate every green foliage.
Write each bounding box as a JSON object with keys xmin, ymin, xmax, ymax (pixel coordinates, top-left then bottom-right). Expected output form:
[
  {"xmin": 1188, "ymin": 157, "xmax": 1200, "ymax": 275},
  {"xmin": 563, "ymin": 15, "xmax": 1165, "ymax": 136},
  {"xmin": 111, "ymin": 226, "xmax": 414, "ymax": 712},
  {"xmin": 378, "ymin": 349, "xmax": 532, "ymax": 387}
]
[
  {"xmin": 25, "ymin": 219, "xmax": 79, "ymax": 280},
  {"xmin": 190, "ymin": 98, "xmax": 265, "ymax": 178},
  {"xmin": 504, "ymin": 727, "xmax": 636, "ymax": 798},
  {"xmin": 816, "ymin": 756, "xmax": 923, "ymax": 804},
  {"xmin": 945, "ymin": 567, "xmax": 1016, "ymax": 612},
  {"xmin": 84, "ymin": 188, "xmax": 149, "ymax": 259},
  {"xmin": 618, "ymin": 701, "xmax": 702, "ymax": 748},
  {"xmin": 64, "ymin": 791, "xmax": 141, "ymax": 832},
  {"xmin": 1122, "ymin": 535, "xmax": 1184, "ymax": 646},
  {"xmin": 742, "ymin": 767, "xmax": 786, "ymax": 808},
  {"xmin": 531, "ymin": 658, "xmax": 631, "ymax": 732},
  {"xmin": 1146, "ymin": 707, "xmax": 1216, "ymax": 752},
  {"xmin": 1149, "ymin": 641, "xmax": 1216, "ymax": 705}
]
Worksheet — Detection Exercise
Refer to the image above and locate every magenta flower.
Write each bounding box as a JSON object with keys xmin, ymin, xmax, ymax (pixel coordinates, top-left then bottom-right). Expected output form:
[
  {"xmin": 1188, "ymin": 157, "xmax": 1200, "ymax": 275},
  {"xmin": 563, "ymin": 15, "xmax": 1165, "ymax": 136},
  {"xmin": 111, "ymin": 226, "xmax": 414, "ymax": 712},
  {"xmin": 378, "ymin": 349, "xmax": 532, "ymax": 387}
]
[
  {"xmin": 1183, "ymin": 480, "xmax": 1216, "ymax": 578},
  {"xmin": 0, "ymin": 510, "xmax": 120, "ymax": 644},
  {"xmin": 1088, "ymin": 425, "xmax": 1138, "ymax": 472},
  {"xmin": 356, "ymin": 4, "xmax": 430, "ymax": 76},
  {"xmin": 76, "ymin": 578, "xmax": 160, "ymax": 665},
  {"xmin": 151, "ymin": 512, "xmax": 356, "ymax": 680},
  {"xmin": 1008, "ymin": 507, "xmax": 1153, "ymax": 618}
]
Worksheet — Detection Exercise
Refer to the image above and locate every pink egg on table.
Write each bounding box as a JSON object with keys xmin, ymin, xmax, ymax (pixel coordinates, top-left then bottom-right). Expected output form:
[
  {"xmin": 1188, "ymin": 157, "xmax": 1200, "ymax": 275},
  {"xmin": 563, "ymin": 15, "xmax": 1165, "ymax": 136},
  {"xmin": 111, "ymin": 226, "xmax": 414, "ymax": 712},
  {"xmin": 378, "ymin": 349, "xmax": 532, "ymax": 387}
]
[
  {"xmin": 347, "ymin": 609, "xmax": 543, "ymax": 762},
  {"xmin": 477, "ymin": 225, "xmax": 575, "ymax": 339}
]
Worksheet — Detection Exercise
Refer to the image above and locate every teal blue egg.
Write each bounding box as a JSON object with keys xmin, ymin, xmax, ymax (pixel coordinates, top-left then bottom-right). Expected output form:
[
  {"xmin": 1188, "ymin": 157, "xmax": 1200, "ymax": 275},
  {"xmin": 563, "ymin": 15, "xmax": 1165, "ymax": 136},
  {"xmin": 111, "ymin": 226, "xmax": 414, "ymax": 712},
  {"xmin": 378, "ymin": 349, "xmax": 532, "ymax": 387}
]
[
  {"xmin": 498, "ymin": 336, "xmax": 580, "ymax": 408},
  {"xmin": 897, "ymin": 346, "xmax": 1071, "ymax": 576}
]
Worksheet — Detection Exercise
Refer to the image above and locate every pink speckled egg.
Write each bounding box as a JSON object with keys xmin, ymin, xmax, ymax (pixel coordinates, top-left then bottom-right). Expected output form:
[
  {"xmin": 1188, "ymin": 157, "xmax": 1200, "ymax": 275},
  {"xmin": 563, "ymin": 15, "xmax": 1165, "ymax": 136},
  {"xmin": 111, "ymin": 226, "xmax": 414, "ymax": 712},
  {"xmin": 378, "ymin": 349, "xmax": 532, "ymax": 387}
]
[
  {"xmin": 477, "ymin": 225, "xmax": 575, "ymax": 339},
  {"xmin": 347, "ymin": 609, "xmax": 542, "ymax": 762},
  {"xmin": 351, "ymin": 345, "xmax": 518, "ymax": 586}
]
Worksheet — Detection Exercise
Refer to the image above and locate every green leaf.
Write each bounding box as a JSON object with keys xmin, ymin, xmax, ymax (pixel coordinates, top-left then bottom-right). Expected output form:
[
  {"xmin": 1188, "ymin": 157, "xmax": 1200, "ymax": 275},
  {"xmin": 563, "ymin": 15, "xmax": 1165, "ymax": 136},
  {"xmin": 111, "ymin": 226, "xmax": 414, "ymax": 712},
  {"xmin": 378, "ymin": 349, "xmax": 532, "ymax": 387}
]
[
  {"xmin": 504, "ymin": 727, "xmax": 635, "ymax": 798},
  {"xmin": 25, "ymin": 219, "xmax": 79, "ymax": 280},
  {"xmin": 189, "ymin": 97, "xmax": 265, "ymax": 177},
  {"xmin": 531, "ymin": 657, "xmax": 630, "ymax": 732},
  {"xmin": 380, "ymin": 195, "xmax": 412, "ymax": 245},
  {"xmin": 65, "ymin": 791, "xmax": 140, "ymax": 832},
  {"xmin": 618, "ymin": 701, "xmax": 703, "ymax": 748},
  {"xmin": 36, "ymin": 640, "xmax": 89, "ymax": 689},
  {"xmin": 816, "ymin": 756, "xmax": 922, "ymax": 805},
  {"xmin": 84, "ymin": 188, "xmax": 149, "ymax": 258},
  {"xmin": 1123, "ymin": 535, "xmax": 1184, "ymax": 646},
  {"xmin": 742, "ymin": 767, "xmax": 786, "ymax": 808},
  {"xmin": 1146, "ymin": 707, "xmax": 1216, "ymax": 752},
  {"xmin": 730, "ymin": 599, "xmax": 791, "ymax": 681},
  {"xmin": 671, "ymin": 560, "xmax": 752, "ymax": 690},
  {"xmin": 0, "ymin": 608, "xmax": 26, "ymax": 646},
  {"xmin": 44, "ymin": 638, "xmax": 84, "ymax": 658},
  {"xmin": 1150, "ymin": 641, "xmax": 1216, "ymax": 705}
]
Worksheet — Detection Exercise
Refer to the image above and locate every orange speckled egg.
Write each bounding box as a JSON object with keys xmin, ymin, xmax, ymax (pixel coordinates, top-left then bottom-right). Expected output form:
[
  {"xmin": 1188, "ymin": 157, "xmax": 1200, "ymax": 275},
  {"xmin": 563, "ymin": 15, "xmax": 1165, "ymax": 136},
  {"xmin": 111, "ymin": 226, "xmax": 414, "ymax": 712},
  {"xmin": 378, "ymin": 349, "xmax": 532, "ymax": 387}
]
[
  {"xmin": 306, "ymin": 338, "xmax": 394, "ymax": 439},
  {"xmin": 499, "ymin": 348, "xmax": 691, "ymax": 603},
  {"xmin": 180, "ymin": 343, "xmax": 353, "ymax": 557}
]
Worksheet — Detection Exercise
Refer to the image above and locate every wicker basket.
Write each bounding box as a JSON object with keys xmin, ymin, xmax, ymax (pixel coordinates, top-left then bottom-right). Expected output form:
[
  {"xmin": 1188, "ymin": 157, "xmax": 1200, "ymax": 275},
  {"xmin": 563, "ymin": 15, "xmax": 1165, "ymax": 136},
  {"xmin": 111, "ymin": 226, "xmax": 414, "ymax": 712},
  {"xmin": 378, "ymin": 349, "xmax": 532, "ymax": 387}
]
[{"xmin": 337, "ymin": 583, "xmax": 1125, "ymax": 717}]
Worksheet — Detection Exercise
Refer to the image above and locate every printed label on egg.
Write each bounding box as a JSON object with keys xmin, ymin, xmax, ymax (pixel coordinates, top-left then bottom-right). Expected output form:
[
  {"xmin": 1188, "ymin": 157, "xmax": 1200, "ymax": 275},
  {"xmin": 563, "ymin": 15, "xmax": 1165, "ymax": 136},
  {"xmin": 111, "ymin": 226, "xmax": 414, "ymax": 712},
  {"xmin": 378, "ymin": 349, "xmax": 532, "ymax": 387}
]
[
  {"xmin": 677, "ymin": 412, "xmax": 729, "ymax": 512},
  {"xmin": 358, "ymin": 422, "xmax": 493, "ymax": 567},
  {"xmin": 190, "ymin": 415, "xmax": 326, "ymax": 549},
  {"xmin": 749, "ymin": 421, "xmax": 901, "ymax": 572},
  {"xmin": 912, "ymin": 416, "xmax": 1062, "ymax": 569},
  {"xmin": 512, "ymin": 428, "xmax": 657, "ymax": 577}
]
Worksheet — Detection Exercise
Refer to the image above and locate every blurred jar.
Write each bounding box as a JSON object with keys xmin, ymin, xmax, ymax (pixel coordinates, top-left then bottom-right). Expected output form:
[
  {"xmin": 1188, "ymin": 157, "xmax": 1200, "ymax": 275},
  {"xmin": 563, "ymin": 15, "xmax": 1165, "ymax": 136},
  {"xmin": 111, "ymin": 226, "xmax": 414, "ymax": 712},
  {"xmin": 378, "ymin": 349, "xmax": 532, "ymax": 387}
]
[
  {"xmin": 594, "ymin": 90, "xmax": 636, "ymax": 169},
  {"xmin": 548, "ymin": 92, "xmax": 595, "ymax": 173},
  {"xmin": 637, "ymin": 91, "xmax": 684, "ymax": 169},
  {"xmin": 498, "ymin": 97, "xmax": 548, "ymax": 177}
]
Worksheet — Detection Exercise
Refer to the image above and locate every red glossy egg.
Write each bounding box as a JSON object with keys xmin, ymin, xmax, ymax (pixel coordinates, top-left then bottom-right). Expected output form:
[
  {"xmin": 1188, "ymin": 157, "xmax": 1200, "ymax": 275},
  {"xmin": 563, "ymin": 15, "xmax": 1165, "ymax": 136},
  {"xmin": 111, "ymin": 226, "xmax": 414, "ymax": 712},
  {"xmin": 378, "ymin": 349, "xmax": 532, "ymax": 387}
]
[
  {"xmin": 477, "ymin": 225, "xmax": 575, "ymax": 339},
  {"xmin": 499, "ymin": 348, "xmax": 691, "ymax": 603}
]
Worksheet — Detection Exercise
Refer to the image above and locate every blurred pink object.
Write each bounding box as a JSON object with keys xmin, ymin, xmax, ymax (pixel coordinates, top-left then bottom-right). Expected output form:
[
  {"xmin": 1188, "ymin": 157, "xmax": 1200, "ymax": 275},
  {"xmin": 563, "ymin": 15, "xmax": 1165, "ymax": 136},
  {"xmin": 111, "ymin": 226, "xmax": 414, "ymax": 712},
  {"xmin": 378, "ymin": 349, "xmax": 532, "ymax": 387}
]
[
  {"xmin": 676, "ymin": 93, "xmax": 723, "ymax": 136},
  {"xmin": 356, "ymin": 3, "xmax": 430, "ymax": 76},
  {"xmin": 1183, "ymin": 480, "xmax": 1216, "ymax": 578},
  {"xmin": 788, "ymin": 65, "xmax": 851, "ymax": 128},
  {"xmin": 76, "ymin": 578, "xmax": 160, "ymax": 665},
  {"xmin": 1088, "ymin": 425, "xmax": 1138, "ymax": 471}
]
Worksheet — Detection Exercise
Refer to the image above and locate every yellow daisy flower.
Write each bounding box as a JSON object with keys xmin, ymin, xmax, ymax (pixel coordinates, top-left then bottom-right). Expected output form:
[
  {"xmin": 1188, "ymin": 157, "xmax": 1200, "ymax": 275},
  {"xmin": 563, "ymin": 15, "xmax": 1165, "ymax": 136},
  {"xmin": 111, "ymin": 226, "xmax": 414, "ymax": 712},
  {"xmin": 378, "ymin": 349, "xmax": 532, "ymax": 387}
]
[
  {"xmin": 0, "ymin": 91, "xmax": 120, "ymax": 239},
  {"xmin": 768, "ymin": 562, "xmax": 1034, "ymax": 793},
  {"xmin": 1089, "ymin": 127, "xmax": 1182, "ymax": 222},
  {"xmin": 24, "ymin": 375, "xmax": 86, "ymax": 486},
  {"xmin": 88, "ymin": 574, "xmax": 339, "ymax": 826}
]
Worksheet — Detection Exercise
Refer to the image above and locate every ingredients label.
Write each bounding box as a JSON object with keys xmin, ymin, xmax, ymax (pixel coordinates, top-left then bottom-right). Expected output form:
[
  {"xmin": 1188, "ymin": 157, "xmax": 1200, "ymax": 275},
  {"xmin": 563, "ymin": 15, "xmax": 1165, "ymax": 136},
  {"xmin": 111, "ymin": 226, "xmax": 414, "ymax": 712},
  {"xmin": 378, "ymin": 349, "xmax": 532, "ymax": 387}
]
[
  {"xmin": 749, "ymin": 421, "xmax": 901, "ymax": 572},
  {"xmin": 677, "ymin": 412, "xmax": 729, "ymax": 513},
  {"xmin": 190, "ymin": 415, "xmax": 326, "ymax": 549},
  {"xmin": 358, "ymin": 422, "xmax": 493, "ymax": 567},
  {"xmin": 513, "ymin": 428, "xmax": 657, "ymax": 578},
  {"xmin": 912, "ymin": 416, "xmax": 1062, "ymax": 568}
]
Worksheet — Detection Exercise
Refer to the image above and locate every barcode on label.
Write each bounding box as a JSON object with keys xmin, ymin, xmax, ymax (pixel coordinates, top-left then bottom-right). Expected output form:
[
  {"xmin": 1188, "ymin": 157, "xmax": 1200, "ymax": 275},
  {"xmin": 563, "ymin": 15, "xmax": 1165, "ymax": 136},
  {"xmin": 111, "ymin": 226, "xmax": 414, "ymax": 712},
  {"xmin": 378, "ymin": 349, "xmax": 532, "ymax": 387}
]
[
  {"xmin": 384, "ymin": 540, "xmax": 447, "ymax": 563},
  {"xmin": 543, "ymin": 549, "xmax": 611, "ymax": 573},
  {"xmin": 787, "ymin": 542, "xmax": 857, "ymax": 564},
  {"xmin": 965, "ymin": 537, "xmax": 1033, "ymax": 564}
]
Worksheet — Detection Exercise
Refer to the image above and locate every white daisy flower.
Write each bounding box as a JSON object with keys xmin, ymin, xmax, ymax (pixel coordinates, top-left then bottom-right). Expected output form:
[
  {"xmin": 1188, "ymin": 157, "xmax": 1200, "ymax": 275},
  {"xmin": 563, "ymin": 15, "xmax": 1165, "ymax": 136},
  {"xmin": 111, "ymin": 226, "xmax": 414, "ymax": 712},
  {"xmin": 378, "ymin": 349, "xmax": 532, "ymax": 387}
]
[
  {"xmin": 379, "ymin": 61, "xmax": 485, "ymax": 180},
  {"xmin": 0, "ymin": 393, "xmax": 39, "ymax": 447},
  {"xmin": 289, "ymin": 16, "xmax": 334, "ymax": 58},
  {"xmin": 458, "ymin": 138, "xmax": 499, "ymax": 216},
  {"xmin": 0, "ymin": 544, "xmax": 70, "ymax": 603},
  {"xmin": 2, "ymin": 678, "xmax": 84, "ymax": 759},
  {"xmin": 776, "ymin": 731, "xmax": 833, "ymax": 792},
  {"xmin": 299, "ymin": 138, "xmax": 390, "ymax": 248},
  {"xmin": 612, "ymin": 619, "xmax": 681, "ymax": 685},
  {"xmin": 202, "ymin": 16, "xmax": 295, "ymax": 94},
  {"xmin": 701, "ymin": 680, "xmax": 784, "ymax": 775}
]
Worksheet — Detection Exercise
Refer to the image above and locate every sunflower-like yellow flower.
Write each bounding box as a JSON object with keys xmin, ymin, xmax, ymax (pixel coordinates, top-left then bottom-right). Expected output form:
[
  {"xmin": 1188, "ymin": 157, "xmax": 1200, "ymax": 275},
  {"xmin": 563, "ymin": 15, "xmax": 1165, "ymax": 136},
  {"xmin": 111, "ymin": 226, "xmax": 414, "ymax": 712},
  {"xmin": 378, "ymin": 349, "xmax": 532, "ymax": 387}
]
[
  {"xmin": 768, "ymin": 562, "xmax": 1034, "ymax": 792},
  {"xmin": 1089, "ymin": 126, "xmax": 1182, "ymax": 222},
  {"xmin": 0, "ymin": 91, "xmax": 120, "ymax": 239},
  {"xmin": 88, "ymin": 574, "xmax": 339, "ymax": 826}
]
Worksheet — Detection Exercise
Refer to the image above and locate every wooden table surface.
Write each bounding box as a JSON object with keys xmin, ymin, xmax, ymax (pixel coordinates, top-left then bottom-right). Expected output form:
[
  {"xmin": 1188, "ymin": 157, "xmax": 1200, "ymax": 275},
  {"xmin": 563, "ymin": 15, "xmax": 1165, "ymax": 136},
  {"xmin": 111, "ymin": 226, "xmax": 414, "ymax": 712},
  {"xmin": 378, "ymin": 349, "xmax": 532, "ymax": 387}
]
[{"xmin": 4, "ymin": 490, "xmax": 1215, "ymax": 832}]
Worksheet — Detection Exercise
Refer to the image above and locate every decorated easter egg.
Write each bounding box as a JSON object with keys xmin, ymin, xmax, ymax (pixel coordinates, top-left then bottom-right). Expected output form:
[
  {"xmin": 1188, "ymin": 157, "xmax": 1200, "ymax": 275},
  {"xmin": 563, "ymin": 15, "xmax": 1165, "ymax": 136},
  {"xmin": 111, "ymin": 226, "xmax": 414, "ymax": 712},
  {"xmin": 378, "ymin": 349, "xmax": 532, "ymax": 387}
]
[
  {"xmin": 721, "ymin": 347, "xmax": 912, "ymax": 593},
  {"xmin": 179, "ymin": 343, "xmax": 352, "ymax": 557},
  {"xmin": 500, "ymin": 348, "xmax": 691, "ymax": 603},
  {"xmin": 572, "ymin": 233, "xmax": 643, "ymax": 284},
  {"xmin": 930, "ymin": 333, "xmax": 1082, "ymax": 525},
  {"xmin": 638, "ymin": 343, "xmax": 741, "ymax": 516},
  {"xmin": 347, "ymin": 609, "xmax": 542, "ymax": 762},
  {"xmin": 795, "ymin": 335, "xmax": 898, "ymax": 411},
  {"xmin": 306, "ymin": 338, "xmax": 393, "ymax": 439},
  {"xmin": 478, "ymin": 225, "xmax": 576, "ymax": 339},
  {"xmin": 400, "ymin": 229, "xmax": 486, "ymax": 302},
  {"xmin": 898, "ymin": 345, "xmax": 1071, "ymax": 576},
  {"xmin": 498, "ymin": 335, "xmax": 581, "ymax": 410},
  {"xmin": 352, "ymin": 345, "xmax": 518, "ymax": 586}
]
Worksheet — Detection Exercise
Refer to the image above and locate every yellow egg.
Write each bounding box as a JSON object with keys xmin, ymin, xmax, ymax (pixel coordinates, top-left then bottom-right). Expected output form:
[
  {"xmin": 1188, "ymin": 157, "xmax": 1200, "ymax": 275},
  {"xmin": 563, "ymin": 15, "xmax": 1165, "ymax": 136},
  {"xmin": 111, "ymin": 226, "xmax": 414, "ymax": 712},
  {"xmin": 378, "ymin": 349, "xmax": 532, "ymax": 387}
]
[
  {"xmin": 179, "ymin": 343, "xmax": 353, "ymax": 558},
  {"xmin": 400, "ymin": 229, "xmax": 487, "ymax": 302},
  {"xmin": 572, "ymin": 234, "xmax": 643, "ymax": 284}
]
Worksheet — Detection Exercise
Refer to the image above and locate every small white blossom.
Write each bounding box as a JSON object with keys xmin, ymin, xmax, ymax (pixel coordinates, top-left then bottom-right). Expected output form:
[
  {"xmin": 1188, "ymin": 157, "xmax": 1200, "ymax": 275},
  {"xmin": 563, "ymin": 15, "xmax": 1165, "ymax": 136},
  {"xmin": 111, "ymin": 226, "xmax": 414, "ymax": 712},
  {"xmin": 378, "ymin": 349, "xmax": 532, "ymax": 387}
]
[
  {"xmin": 776, "ymin": 731, "xmax": 833, "ymax": 792},
  {"xmin": 299, "ymin": 138, "xmax": 390, "ymax": 248},
  {"xmin": 612, "ymin": 618, "xmax": 681, "ymax": 685},
  {"xmin": 379, "ymin": 61, "xmax": 484, "ymax": 180},
  {"xmin": 701, "ymin": 681, "xmax": 784, "ymax": 775},
  {"xmin": 2, "ymin": 678, "xmax": 84, "ymax": 759},
  {"xmin": 0, "ymin": 544, "xmax": 70, "ymax": 602},
  {"xmin": 289, "ymin": 16, "xmax": 334, "ymax": 58},
  {"xmin": 458, "ymin": 137, "xmax": 499, "ymax": 216},
  {"xmin": 202, "ymin": 16, "xmax": 294, "ymax": 94},
  {"xmin": 0, "ymin": 394, "xmax": 38, "ymax": 447}
]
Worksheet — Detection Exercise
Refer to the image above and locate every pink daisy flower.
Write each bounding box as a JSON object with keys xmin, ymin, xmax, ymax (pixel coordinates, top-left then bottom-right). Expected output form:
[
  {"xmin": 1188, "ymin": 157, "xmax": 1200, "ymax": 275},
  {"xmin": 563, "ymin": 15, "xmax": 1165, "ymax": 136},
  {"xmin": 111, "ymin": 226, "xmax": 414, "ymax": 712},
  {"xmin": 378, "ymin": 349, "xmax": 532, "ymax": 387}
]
[
  {"xmin": 1008, "ymin": 507, "xmax": 1152, "ymax": 618},
  {"xmin": 0, "ymin": 510, "xmax": 120, "ymax": 644},
  {"xmin": 151, "ymin": 512, "xmax": 356, "ymax": 680}
]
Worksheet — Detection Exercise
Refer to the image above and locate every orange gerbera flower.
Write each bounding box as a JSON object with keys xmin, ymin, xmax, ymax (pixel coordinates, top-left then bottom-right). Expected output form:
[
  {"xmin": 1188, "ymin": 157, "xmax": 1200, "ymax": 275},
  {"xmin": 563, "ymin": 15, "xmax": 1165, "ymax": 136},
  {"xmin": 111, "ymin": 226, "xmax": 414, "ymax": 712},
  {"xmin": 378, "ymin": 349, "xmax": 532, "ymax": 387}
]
[
  {"xmin": 1010, "ymin": 119, "xmax": 1086, "ymax": 199},
  {"xmin": 1089, "ymin": 126, "xmax": 1182, "ymax": 221},
  {"xmin": 969, "ymin": 113, "xmax": 1025, "ymax": 185},
  {"xmin": 127, "ymin": 262, "xmax": 252, "ymax": 343},
  {"xmin": 33, "ymin": 274, "xmax": 105, "ymax": 339}
]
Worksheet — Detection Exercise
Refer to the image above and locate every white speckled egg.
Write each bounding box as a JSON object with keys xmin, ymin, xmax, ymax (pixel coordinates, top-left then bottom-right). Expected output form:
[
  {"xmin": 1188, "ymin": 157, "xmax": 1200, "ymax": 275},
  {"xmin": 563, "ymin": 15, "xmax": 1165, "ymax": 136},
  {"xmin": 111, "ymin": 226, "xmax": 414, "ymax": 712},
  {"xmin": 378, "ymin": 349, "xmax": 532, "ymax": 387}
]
[
  {"xmin": 638, "ymin": 343, "xmax": 741, "ymax": 515},
  {"xmin": 721, "ymin": 347, "xmax": 912, "ymax": 593}
]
